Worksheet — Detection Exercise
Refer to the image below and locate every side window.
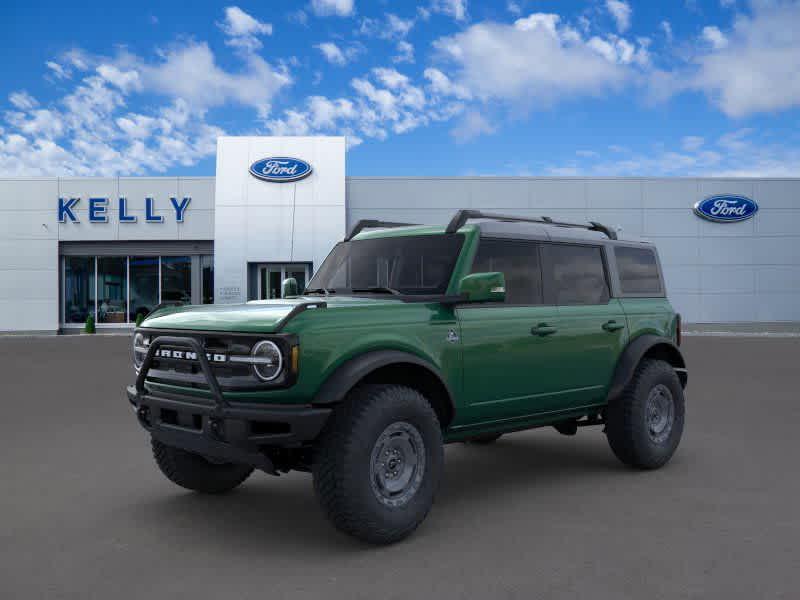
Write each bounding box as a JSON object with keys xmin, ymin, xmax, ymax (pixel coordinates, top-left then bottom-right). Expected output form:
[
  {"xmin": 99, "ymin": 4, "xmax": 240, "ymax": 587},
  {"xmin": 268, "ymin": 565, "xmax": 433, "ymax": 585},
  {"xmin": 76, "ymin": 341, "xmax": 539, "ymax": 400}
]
[
  {"xmin": 470, "ymin": 238, "xmax": 542, "ymax": 305},
  {"xmin": 615, "ymin": 247, "xmax": 663, "ymax": 295},
  {"xmin": 542, "ymin": 244, "xmax": 610, "ymax": 305}
]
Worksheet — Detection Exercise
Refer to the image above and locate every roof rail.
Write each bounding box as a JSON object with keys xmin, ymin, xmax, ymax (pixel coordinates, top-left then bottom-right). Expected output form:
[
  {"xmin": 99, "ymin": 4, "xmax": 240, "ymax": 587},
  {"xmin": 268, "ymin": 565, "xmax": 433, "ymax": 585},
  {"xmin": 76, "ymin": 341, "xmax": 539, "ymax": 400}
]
[
  {"xmin": 345, "ymin": 219, "xmax": 419, "ymax": 241},
  {"xmin": 444, "ymin": 209, "xmax": 617, "ymax": 240}
]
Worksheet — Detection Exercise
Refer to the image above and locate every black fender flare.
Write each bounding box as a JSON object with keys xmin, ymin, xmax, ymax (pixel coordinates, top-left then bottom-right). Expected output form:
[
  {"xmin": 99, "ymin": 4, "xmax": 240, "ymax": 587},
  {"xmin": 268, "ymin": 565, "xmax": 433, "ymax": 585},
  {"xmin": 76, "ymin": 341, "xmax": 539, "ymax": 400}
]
[
  {"xmin": 606, "ymin": 335, "xmax": 687, "ymax": 402},
  {"xmin": 312, "ymin": 350, "xmax": 456, "ymax": 424}
]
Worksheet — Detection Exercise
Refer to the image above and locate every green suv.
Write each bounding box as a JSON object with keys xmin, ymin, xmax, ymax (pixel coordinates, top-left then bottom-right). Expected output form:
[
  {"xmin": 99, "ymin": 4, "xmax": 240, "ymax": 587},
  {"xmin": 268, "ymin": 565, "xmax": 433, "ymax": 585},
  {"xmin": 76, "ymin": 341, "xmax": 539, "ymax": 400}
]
[{"xmin": 128, "ymin": 210, "xmax": 687, "ymax": 544}]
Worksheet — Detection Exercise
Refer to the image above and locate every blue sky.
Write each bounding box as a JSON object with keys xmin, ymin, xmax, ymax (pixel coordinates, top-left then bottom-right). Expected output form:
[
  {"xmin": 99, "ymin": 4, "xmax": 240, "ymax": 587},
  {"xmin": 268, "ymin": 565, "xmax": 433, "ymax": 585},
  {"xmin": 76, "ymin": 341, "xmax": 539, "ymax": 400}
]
[{"xmin": 1, "ymin": 0, "xmax": 798, "ymax": 177}]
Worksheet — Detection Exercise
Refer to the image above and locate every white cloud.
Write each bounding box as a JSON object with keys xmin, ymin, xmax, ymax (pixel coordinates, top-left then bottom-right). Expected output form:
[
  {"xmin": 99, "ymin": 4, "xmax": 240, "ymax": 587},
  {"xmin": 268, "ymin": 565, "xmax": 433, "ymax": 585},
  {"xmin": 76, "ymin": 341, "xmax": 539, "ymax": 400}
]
[
  {"xmin": 139, "ymin": 42, "xmax": 290, "ymax": 116},
  {"xmin": 507, "ymin": 1, "xmax": 522, "ymax": 16},
  {"xmin": 218, "ymin": 6, "xmax": 272, "ymax": 51},
  {"xmin": 546, "ymin": 128, "xmax": 800, "ymax": 177},
  {"xmin": 681, "ymin": 135, "xmax": 705, "ymax": 152},
  {"xmin": 266, "ymin": 66, "xmax": 463, "ymax": 145},
  {"xmin": 393, "ymin": 41, "xmax": 415, "ymax": 63},
  {"xmin": 701, "ymin": 25, "xmax": 728, "ymax": 49},
  {"xmin": 310, "ymin": 0, "xmax": 354, "ymax": 17},
  {"xmin": 660, "ymin": 20, "xmax": 673, "ymax": 43},
  {"xmin": 0, "ymin": 31, "xmax": 289, "ymax": 175},
  {"xmin": 451, "ymin": 110, "xmax": 496, "ymax": 142},
  {"xmin": 9, "ymin": 91, "xmax": 38, "ymax": 111},
  {"xmin": 691, "ymin": 1, "xmax": 800, "ymax": 116},
  {"xmin": 432, "ymin": 13, "xmax": 639, "ymax": 107},
  {"xmin": 430, "ymin": 0, "xmax": 468, "ymax": 21},
  {"xmin": 423, "ymin": 67, "xmax": 472, "ymax": 100},
  {"xmin": 386, "ymin": 14, "xmax": 414, "ymax": 38},
  {"xmin": 314, "ymin": 42, "xmax": 363, "ymax": 66},
  {"xmin": 45, "ymin": 61, "xmax": 71, "ymax": 80},
  {"xmin": 359, "ymin": 13, "xmax": 415, "ymax": 41},
  {"xmin": 606, "ymin": 0, "xmax": 632, "ymax": 33},
  {"xmin": 96, "ymin": 64, "xmax": 142, "ymax": 93}
]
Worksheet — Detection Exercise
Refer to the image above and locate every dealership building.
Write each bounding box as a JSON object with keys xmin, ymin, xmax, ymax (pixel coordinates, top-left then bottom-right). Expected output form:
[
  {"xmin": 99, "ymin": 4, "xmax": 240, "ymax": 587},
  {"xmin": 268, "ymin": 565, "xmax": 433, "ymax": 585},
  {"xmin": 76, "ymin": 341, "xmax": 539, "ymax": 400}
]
[{"xmin": 1, "ymin": 135, "xmax": 798, "ymax": 334}]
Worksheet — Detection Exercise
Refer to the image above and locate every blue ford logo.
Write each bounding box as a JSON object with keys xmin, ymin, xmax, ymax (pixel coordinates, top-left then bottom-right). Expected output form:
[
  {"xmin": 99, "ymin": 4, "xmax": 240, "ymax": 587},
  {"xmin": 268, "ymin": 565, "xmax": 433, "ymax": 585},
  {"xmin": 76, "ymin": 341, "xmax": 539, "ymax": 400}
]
[
  {"xmin": 249, "ymin": 157, "xmax": 312, "ymax": 183},
  {"xmin": 693, "ymin": 195, "xmax": 758, "ymax": 223}
]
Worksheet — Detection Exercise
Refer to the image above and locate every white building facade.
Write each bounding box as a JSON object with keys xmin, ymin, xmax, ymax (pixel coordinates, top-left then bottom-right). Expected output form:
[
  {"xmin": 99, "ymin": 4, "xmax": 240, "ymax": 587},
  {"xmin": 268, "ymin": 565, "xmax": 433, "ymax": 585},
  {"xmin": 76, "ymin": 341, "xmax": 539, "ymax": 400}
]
[{"xmin": 0, "ymin": 135, "xmax": 798, "ymax": 333}]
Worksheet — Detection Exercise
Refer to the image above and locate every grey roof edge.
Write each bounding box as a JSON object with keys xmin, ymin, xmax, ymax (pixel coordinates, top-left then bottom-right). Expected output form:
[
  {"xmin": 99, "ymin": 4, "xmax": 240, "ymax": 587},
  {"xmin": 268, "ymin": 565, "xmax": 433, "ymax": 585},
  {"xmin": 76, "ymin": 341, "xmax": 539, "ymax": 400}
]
[
  {"xmin": 346, "ymin": 176, "xmax": 800, "ymax": 182},
  {"xmin": 3, "ymin": 175, "xmax": 800, "ymax": 182}
]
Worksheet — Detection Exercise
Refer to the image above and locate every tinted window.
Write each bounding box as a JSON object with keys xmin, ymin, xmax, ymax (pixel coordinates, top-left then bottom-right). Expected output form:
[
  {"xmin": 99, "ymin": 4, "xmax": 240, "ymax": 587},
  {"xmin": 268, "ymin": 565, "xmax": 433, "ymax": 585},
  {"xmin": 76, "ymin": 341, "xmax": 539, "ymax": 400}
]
[
  {"xmin": 615, "ymin": 247, "xmax": 663, "ymax": 295},
  {"xmin": 470, "ymin": 239, "xmax": 542, "ymax": 304},
  {"xmin": 543, "ymin": 244, "xmax": 609, "ymax": 305},
  {"xmin": 307, "ymin": 234, "xmax": 464, "ymax": 295}
]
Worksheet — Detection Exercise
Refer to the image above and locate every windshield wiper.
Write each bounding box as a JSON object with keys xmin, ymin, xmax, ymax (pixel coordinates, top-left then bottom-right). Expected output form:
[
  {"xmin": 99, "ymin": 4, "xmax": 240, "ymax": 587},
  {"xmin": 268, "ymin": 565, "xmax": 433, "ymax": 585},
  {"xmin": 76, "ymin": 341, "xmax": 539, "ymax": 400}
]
[
  {"xmin": 304, "ymin": 287, "xmax": 335, "ymax": 295},
  {"xmin": 351, "ymin": 286, "xmax": 402, "ymax": 295}
]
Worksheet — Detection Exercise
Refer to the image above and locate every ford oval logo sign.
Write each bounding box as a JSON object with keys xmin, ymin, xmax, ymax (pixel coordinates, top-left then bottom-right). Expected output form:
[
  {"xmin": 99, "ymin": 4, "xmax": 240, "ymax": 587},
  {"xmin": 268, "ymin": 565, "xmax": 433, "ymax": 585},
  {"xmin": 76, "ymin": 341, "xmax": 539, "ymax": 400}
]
[
  {"xmin": 249, "ymin": 157, "xmax": 312, "ymax": 183},
  {"xmin": 693, "ymin": 195, "xmax": 758, "ymax": 223}
]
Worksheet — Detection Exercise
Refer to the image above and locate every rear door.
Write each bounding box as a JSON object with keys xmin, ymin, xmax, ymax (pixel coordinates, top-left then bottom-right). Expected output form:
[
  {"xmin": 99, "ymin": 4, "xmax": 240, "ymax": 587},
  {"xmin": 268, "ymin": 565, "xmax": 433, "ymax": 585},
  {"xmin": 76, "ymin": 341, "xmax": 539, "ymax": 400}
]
[
  {"xmin": 456, "ymin": 238, "xmax": 565, "ymax": 424},
  {"xmin": 540, "ymin": 243, "xmax": 628, "ymax": 410}
]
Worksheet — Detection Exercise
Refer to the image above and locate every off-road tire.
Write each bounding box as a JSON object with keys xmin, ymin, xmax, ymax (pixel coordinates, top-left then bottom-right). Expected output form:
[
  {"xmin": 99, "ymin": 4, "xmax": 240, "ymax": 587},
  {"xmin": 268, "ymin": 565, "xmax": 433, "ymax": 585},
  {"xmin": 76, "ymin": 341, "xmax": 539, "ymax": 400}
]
[
  {"xmin": 313, "ymin": 384, "xmax": 444, "ymax": 544},
  {"xmin": 151, "ymin": 438, "xmax": 254, "ymax": 493},
  {"xmin": 466, "ymin": 433, "xmax": 502, "ymax": 444},
  {"xmin": 605, "ymin": 359, "xmax": 685, "ymax": 470}
]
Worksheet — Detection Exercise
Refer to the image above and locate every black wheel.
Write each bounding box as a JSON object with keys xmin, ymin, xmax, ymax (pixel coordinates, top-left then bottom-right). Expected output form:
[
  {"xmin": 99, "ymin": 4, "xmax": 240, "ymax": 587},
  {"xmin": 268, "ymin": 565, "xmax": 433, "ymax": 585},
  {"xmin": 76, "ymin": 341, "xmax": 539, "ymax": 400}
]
[
  {"xmin": 151, "ymin": 438, "xmax": 254, "ymax": 493},
  {"xmin": 312, "ymin": 384, "xmax": 444, "ymax": 544},
  {"xmin": 466, "ymin": 433, "xmax": 502, "ymax": 444},
  {"xmin": 605, "ymin": 359, "xmax": 685, "ymax": 469}
]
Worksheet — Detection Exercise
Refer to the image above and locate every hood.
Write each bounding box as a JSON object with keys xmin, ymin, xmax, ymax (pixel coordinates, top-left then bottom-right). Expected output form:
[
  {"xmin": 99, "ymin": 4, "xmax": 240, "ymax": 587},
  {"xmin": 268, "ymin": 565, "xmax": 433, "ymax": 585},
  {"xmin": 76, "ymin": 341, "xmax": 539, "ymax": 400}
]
[{"xmin": 140, "ymin": 295, "xmax": 400, "ymax": 333}]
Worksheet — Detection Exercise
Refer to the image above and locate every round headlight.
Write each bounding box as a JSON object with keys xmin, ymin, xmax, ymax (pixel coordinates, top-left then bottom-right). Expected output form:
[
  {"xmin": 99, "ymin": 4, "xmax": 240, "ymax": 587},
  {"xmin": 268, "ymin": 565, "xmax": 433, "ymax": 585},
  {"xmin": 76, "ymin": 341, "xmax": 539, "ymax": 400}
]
[
  {"xmin": 251, "ymin": 340, "xmax": 283, "ymax": 381},
  {"xmin": 133, "ymin": 332, "xmax": 146, "ymax": 370}
]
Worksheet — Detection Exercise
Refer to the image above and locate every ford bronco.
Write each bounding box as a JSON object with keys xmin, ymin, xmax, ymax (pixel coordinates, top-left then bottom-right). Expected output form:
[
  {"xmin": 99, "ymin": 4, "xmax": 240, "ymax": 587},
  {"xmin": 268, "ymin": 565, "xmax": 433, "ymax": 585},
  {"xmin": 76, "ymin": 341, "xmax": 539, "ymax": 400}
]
[{"xmin": 127, "ymin": 210, "xmax": 687, "ymax": 544}]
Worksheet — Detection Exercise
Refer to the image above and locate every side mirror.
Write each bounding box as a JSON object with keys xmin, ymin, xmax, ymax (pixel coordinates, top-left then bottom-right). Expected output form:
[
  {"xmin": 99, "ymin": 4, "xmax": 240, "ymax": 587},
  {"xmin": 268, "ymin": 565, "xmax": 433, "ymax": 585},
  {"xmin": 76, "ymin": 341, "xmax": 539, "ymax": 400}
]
[
  {"xmin": 281, "ymin": 277, "xmax": 299, "ymax": 298},
  {"xmin": 457, "ymin": 272, "xmax": 506, "ymax": 303}
]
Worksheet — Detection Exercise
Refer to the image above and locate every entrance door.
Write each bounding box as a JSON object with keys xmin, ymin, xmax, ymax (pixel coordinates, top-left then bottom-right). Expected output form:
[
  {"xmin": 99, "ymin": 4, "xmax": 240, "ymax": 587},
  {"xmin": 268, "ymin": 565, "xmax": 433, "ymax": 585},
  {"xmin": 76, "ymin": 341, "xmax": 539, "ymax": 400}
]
[{"xmin": 257, "ymin": 264, "xmax": 310, "ymax": 299}]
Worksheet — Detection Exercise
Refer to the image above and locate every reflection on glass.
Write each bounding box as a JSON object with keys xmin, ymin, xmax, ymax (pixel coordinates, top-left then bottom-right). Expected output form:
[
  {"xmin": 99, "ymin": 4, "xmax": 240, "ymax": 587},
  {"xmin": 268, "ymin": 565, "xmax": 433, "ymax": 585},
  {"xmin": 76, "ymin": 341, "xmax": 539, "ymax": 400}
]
[
  {"xmin": 98, "ymin": 257, "xmax": 127, "ymax": 323},
  {"xmin": 201, "ymin": 255, "xmax": 214, "ymax": 304},
  {"xmin": 286, "ymin": 267, "xmax": 307, "ymax": 295},
  {"xmin": 64, "ymin": 256, "xmax": 95, "ymax": 324},
  {"xmin": 269, "ymin": 270, "xmax": 281, "ymax": 299},
  {"xmin": 308, "ymin": 235, "xmax": 463, "ymax": 295},
  {"xmin": 615, "ymin": 247, "xmax": 662, "ymax": 295},
  {"xmin": 130, "ymin": 256, "xmax": 158, "ymax": 320},
  {"xmin": 161, "ymin": 256, "xmax": 191, "ymax": 304}
]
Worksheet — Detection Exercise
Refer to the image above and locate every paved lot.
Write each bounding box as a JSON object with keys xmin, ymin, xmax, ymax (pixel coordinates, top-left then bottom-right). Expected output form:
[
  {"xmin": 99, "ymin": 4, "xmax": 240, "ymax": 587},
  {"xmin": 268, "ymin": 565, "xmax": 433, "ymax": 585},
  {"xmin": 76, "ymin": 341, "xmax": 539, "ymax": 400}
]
[{"xmin": 1, "ymin": 335, "xmax": 798, "ymax": 600}]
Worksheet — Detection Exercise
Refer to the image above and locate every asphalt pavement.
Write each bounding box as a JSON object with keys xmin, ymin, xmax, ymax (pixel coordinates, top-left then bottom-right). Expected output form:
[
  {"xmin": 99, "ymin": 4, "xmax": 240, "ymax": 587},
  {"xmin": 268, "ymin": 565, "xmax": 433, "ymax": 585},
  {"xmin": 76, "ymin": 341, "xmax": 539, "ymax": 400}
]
[{"xmin": 1, "ymin": 334, "xmax": 798, "ymax": 600}]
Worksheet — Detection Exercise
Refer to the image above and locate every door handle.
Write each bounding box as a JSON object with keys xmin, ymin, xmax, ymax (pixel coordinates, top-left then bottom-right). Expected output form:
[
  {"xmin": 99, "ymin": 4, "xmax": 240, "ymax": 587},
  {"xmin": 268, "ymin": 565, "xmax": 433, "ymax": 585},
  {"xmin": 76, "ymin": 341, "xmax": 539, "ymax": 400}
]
[
  {"xmin": 602, "ymin": 320, "xmax": 625, "ymax": 332},
  {"xmin": 531, "ymin": 323, "xmax": 557, "ymax": 336}
]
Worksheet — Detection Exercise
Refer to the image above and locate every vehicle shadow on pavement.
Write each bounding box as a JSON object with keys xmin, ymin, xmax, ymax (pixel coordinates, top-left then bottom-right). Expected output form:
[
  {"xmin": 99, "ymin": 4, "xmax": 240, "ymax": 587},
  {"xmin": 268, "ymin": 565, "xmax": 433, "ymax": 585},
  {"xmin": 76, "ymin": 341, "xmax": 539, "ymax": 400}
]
[{"xmin": 128, "ymin": 429, "xmax": 634, "ymax": 552}]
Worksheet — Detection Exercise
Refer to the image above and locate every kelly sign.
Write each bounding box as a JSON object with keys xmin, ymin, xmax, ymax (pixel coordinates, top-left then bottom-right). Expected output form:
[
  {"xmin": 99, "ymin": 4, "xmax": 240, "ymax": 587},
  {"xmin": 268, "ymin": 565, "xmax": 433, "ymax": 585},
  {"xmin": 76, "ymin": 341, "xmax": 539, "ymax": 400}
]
[{"xmin": 58, "ymin": 197, "xmax": 191, "ymax": 224}]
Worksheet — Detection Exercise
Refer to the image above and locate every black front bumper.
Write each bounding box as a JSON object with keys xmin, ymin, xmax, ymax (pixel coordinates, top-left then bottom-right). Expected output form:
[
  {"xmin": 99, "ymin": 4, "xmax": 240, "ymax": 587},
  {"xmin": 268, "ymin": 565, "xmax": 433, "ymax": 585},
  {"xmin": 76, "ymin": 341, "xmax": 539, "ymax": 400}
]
[{"xmin": 128, "ymin": 334, "xmax": 331, "ymax": 473}]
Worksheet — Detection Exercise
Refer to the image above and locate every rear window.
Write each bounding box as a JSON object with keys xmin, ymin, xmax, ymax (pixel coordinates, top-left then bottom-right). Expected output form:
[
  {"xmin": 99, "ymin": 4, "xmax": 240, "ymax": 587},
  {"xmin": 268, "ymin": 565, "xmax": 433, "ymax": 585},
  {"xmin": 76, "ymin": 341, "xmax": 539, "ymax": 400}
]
[
  {"xmin": 615, "ymin": 247, "xmax": 663, "ymax": 295},
  {"xmin": 542, "ymin": 244, "xmax": 610, "ymax": 305}
]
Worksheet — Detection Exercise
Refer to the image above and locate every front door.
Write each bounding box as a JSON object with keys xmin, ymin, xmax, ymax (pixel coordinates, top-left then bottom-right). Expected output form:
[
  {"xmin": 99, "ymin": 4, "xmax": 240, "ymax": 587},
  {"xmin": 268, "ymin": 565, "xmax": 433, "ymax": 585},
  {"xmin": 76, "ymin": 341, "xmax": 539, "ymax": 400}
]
[
  {"xmin": 457, "ymin": 238, "xmax": 566, "ymax": 426},
  {"xmin": 257, "ymin": 264, "xmax": 310, "ymax": 300}
]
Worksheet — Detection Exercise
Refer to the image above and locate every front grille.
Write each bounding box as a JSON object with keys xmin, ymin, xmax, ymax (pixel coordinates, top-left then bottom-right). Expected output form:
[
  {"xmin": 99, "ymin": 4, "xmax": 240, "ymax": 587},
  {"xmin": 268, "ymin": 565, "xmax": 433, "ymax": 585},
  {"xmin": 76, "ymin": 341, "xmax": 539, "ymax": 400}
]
[{"xmin": 138, "ymin": 329, "xmax": 295, "ymax": 391}]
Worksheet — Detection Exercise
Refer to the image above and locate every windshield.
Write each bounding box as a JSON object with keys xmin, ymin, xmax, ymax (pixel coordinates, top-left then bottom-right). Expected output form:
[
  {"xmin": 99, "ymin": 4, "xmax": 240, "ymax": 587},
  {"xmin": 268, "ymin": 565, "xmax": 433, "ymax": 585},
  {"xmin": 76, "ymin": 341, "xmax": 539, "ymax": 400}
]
[{"xmin": 306, "ymin": 234, "xmax": 464, "ymax": 296}]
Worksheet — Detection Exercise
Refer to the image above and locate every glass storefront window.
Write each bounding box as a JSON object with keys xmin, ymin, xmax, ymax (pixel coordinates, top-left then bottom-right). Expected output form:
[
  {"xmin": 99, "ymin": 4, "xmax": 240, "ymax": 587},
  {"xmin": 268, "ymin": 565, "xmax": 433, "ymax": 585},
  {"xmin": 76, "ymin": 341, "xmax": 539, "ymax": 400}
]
[
  {"xmin": 201, "ymin": 255, "xmax": 214, "ymax": 304},
  {"xmin": 161, "ymin": 256, "xmax": 191, "ymax": 304},
  {"xmin": 97, "ymin": 257, "xmax": 127, "ymax": 324},
  {"xmin": 62, "ymin": 253, "xmax": 213, "ymax": 325},
  {"xmin": 129, "ymin": 256, "xmax": 159, "ymax": 321},
  {"xmin": 64, "ymin": 256, "xmax": 95, "ymax": 324}
]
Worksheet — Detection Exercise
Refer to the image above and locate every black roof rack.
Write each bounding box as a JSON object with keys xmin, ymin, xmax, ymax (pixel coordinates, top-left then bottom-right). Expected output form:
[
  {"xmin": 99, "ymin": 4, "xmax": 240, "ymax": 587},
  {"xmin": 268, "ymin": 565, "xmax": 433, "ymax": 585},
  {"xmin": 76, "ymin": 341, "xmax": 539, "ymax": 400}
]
[
  {"xmin": 444, "ymin": 209, "xmax": 617, "ymax": 240},
  {"xmin": 345, "ymin": 219, "xmax": 419, "ymax": 241}
]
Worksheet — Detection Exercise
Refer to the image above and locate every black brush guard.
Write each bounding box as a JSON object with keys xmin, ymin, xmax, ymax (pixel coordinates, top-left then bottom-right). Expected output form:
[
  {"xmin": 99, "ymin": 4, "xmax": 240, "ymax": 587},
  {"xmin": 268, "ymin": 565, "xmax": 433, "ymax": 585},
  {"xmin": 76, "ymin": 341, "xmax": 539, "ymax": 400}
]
[{"xmin": 127, "ymin": 335, "xmax": 331, "ymax": 474}]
